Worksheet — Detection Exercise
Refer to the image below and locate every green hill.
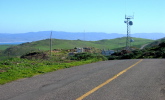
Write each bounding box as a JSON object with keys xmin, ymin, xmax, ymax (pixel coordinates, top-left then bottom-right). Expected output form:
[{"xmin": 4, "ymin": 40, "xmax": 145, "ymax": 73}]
[
  {"xmin": 109, "ymin": 38, "xmax": 165, "ymax": 59},
  {"xmin": 145, "ymin": 37, "xmax": 165, "ymax": 48},
  {"xmin": 2, "ymin": 37, "xmax": 153, "ymax": 56}
]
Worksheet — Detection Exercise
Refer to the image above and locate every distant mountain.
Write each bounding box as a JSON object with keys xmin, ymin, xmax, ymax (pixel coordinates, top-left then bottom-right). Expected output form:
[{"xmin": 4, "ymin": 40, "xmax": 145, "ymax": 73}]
[
  {"xmin": 131, "ymin": 33, "xmax": 165, "ymax": 40},
  {"xmin": 0, "ymin": 31, "xmax": 165, "ymax": 42}
]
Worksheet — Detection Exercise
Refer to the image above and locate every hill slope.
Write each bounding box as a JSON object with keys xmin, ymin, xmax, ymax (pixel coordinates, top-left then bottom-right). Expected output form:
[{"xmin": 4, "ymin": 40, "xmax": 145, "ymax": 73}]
[
  {"xmin": 145, "ymin": 37, "xmax": 165, "ymax": 48},
  {"xmin": 2, "ymin": 37, "xmax": 153, "ymax": 56},
  {"xmin": 110, "ymin": 38, "xmax": 165, "ymax": 59}
]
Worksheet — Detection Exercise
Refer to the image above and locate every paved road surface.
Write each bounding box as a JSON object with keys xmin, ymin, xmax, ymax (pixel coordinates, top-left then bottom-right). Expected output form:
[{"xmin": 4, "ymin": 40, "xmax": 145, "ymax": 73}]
[{"xmin": 0, "ymin": 59, "xmax": 165, "ymax": 100}]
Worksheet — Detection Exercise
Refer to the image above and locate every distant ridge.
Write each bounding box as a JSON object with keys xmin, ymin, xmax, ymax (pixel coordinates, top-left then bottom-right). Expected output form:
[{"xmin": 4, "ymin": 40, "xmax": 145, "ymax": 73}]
[
  {"xmin": 3, "ymin": 37, "xmax": 153, "ymax": 56},
  {"xmin": 0, "ymin": 31, "xmax": 165, "ymax": 42}
]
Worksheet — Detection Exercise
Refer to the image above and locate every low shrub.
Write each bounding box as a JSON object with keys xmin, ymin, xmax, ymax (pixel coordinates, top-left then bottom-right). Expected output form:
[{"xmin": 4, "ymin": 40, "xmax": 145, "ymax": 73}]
[
  {"xmin": 70, "ymin": 53, "xmax": 107, "ymax": 61},
  {"xmin": 107, "ymin": 56, "xmax": 119, "ymax": 60},
  {"xmin": 21, "ymin": 52, "xmax": 49, "ymax": 60}
]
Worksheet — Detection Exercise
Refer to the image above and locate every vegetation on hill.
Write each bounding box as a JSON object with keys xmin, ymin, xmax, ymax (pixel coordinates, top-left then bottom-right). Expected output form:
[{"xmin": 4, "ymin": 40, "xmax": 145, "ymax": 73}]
[
  {"xmin": 1, "ymin": 37, "xmax": 153, "ymax": 57},
  {"xmin": 108, "ymin": 41, "xmax": 165, "ymax": 59},
  {"xmin": 145, "ymin": 37, "xmax": 165, "ymax": 48},
  {"xmin": 93, "ymin": 37, "xmax": 153, "ymax": 49},
  {"xmin": 0, "ymin": 45, "xmax": 16, "ymax": 50}
]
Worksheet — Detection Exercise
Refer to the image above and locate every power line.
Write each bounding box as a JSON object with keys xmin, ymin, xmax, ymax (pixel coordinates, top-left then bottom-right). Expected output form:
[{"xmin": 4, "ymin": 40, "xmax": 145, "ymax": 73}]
[{"xmin": 50, "ymin": 31, "xmax": 52, "ymax": 56}]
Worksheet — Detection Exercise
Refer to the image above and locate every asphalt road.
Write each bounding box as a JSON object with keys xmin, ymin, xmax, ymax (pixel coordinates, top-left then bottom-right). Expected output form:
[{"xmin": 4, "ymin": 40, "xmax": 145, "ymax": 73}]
[{"xmin": 0, "ymin": 59, "xmax": 165, "ymax": 100}]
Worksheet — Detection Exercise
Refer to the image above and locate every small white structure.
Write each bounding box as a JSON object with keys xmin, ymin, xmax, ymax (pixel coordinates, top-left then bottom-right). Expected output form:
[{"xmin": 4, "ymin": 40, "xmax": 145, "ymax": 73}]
[
  {"xmin": 102, "ymin": 49, "xmax": 114, "ymax": 56},
  {"xmin": 77, "ymin": 48, "xmax": 84, "ymax": 53}
]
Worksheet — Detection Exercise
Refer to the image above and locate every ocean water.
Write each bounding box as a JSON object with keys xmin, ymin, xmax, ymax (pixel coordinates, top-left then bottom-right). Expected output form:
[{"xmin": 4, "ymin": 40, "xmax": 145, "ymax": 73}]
[{"xmin": 0, "ymin": 42, "xmax": 27, "ymax": 45}]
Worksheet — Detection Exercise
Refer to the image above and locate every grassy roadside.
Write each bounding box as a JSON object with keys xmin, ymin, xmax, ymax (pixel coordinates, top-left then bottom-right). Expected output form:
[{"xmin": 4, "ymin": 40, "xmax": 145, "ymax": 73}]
[{"xmin": 0, "ymin": 58, "xmax": 102, "ymax": 85}]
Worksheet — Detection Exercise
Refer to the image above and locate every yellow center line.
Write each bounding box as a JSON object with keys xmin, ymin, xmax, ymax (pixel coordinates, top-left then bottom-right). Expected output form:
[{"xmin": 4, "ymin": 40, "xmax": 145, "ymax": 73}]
[{"xmin": 76, "ymin": 59, "xmax": 143, "ymax": 100}]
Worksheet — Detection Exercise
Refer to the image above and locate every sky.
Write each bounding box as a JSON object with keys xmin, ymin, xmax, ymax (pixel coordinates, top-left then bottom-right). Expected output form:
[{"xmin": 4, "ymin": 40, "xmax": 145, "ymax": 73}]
[{"xmin": 0, "ymin": 0, "xmax": 165, "ymax": 34}]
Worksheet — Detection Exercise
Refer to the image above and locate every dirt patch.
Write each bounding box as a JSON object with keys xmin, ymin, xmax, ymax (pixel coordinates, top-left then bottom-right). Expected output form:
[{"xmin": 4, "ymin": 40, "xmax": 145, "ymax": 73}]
[
  {"xmin": 21, "ymin": 52, "xmax": 49, "ymax": 60},
  {"xmin": 0, "ymin": 69, "xmax": 6, "ymax": 73}
]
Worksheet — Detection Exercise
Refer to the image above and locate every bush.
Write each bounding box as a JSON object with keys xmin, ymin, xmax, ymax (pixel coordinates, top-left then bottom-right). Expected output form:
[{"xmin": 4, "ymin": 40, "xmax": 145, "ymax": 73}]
[
  {"xmin": 107, "ymin": 56, "xmax": 119, "ymax": 60},
  {"xmin": 21, "ymin": 52, "xmax": 49, "ymax": 60},
  {"xmin": 121, "ymin": 53, "xmax": 134, "ymax": 59},
  {"xmin": 159, "ymin": 42, "xmax": 165, "ymax": 47},
  {"xmin": 70, "ymin": 53, "xmax": 107, "ymax": 61}
]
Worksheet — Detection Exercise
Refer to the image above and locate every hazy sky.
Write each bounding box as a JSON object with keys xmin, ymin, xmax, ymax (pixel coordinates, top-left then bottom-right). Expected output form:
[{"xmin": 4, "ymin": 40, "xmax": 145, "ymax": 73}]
[{"xmin": 0, "ymin": 0, "xmax": 165, "ymax": 34}]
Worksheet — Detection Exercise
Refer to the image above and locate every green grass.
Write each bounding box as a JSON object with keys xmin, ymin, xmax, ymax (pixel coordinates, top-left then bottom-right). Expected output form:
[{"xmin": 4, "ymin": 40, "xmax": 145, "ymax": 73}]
[
  {"xmin": 145, "ymin": 37, "xmax": 165, "ymax": 48},
  {"xmin": 33, "ymin": 37, "xmax": 153, "ymax": 50},
  {"xmin": 93, "ymin": 37, "xmax": 153, "ymax": 49},
  {"xmin": 17, "ymin": 37, "xmax": 154, "ymax": 50},
  {"xmin": 0, "ymin": 58, "xmax": 102, "ymax": 84},
  {"xmin": 0, "ymin": 45, "xmax": 15, "ymax": 50},
  {"xmin": 2, "ymin": 37, "xmax": 154, "ymax": 57}
]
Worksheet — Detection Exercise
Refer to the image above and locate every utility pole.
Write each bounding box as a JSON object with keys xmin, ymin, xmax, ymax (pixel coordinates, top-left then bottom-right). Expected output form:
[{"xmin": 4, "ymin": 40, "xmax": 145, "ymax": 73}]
[
  {"xmin": 50, "ymin": 31, "xmax": 52, "ymax": 56},
  {"xmin": 124, "ymin": 14, "xmax": 134, "ymax": 50}
]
